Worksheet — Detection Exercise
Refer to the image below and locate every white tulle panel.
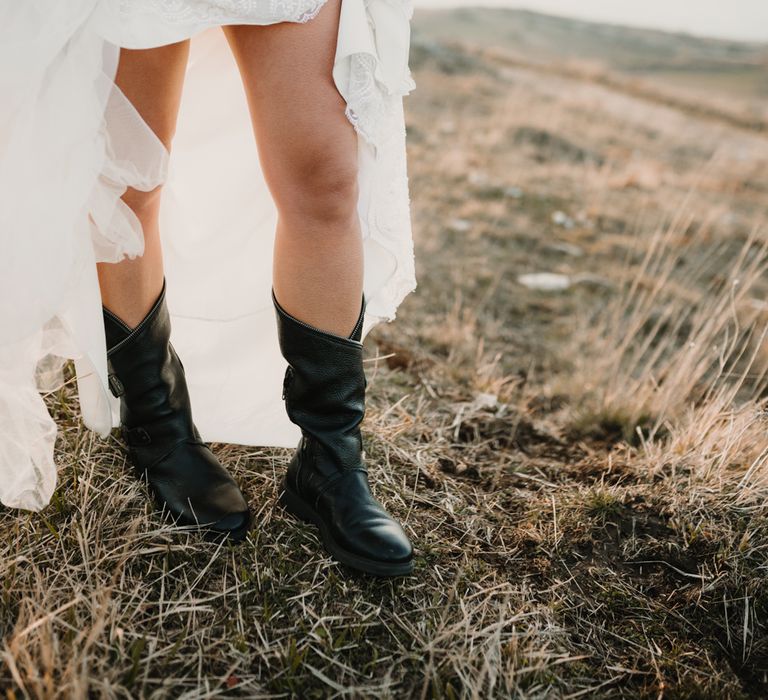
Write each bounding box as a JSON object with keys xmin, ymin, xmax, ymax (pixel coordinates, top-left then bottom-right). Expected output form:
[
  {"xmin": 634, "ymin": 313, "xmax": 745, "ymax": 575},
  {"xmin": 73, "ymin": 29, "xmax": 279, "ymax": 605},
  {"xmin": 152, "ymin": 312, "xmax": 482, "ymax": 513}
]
[
  {"xmin": 0, "ymin": 0, "xmax": 416, "ymax": 510},
  {"xmin": 0, "ymin": 3, "xmax": 164, "ymax": 509}
]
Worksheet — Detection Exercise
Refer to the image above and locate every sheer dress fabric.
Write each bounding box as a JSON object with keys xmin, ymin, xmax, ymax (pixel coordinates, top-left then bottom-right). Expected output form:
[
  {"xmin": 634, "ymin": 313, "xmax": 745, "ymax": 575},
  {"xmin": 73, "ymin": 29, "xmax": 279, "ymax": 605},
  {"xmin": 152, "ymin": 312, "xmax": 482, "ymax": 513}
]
[{"xmin": 0, "ymin": 0, "xmax": 416, "ymax": 510}]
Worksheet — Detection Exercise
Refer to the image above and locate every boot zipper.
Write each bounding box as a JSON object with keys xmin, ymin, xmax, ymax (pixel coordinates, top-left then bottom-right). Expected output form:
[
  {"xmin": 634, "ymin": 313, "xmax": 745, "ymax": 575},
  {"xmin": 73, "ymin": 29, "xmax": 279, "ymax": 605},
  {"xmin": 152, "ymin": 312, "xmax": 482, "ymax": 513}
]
[
  {"xmin": 105, "ymin": 283, "xmax": 167, "ymax": 357},
  {"xmin": 349, "ymin": 309, "xmax": 365, "ymax": 341},
  {"xmin": 288, "ymin": 312, "xmax": 357, "ymax": 341},
  {"xmin": 274, "ymin": 292, "xmax": 363, "ymax": 344}
]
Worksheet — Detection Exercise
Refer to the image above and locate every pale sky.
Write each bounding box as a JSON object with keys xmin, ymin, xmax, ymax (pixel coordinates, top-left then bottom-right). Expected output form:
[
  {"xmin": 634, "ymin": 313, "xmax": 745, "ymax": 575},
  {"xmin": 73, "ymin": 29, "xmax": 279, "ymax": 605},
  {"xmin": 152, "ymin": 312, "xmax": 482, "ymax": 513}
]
[{"xmin": 413, "ymin": 0, "xmax": 768, "ymax": 42}]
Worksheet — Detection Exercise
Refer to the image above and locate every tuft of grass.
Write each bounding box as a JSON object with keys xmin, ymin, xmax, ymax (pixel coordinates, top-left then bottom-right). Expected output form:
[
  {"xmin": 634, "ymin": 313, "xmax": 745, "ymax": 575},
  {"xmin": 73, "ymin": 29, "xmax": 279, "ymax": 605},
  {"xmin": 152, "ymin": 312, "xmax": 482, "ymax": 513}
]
[
  {"xmin": 584, "ymin": 489, "xmax": 624, "ymax": 522},
  {"xmin": 565, "ymin": 211, "xmax": 768, "ymax": 444}
]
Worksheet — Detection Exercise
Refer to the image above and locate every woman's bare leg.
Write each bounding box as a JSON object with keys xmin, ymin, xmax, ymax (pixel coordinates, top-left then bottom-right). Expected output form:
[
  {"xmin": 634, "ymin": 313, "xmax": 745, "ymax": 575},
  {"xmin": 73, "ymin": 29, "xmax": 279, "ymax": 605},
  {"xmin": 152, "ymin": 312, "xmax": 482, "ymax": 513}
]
[
  {"xmin": 95, "ymin": 40, "xmax": 250, "ymax": 540},
  {"xmin": 223, "ymin": 6, "xmax": 414, "ymax": 577},
  {"xmin": 97, "ymin": 41, "xmax": 190, "ymax": 327},
  {"xmin": 223, "ymin": 4, "xmax": 363, "ymax": 338}
]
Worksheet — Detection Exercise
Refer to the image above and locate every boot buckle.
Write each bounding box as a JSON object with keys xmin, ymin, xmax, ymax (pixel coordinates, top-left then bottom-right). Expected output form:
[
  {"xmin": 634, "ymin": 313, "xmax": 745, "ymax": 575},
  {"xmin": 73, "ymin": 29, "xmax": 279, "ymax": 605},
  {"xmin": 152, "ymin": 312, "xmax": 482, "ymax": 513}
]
[
  {"xmin": 108, "ymin": 373, "xmax": 125, "ymax": 398},
  {"xmin": 282, "ymin": 366, "xmax": 294, "ymax": 401},
  {"xmin": 124, "ymin": 426, "xmax": 151, "ymax": 446}
]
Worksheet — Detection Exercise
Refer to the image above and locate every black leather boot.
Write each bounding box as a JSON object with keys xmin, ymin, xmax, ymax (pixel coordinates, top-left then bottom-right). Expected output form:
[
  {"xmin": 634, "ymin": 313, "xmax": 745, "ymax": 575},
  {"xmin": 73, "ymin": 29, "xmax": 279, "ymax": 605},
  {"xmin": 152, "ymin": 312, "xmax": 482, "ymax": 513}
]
[
  {"xmin": 273, "ymin": 290, "xmax": 414, "ymax": 577},
  {"xmin": 103, "ymin": 281, "xmax": 250, "ymax": 541}
]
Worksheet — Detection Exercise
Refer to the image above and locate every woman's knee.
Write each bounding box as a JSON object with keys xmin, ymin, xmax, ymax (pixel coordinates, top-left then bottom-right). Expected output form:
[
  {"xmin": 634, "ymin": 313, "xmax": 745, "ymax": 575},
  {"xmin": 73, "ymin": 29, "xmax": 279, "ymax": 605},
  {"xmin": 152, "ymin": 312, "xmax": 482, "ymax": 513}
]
[
  {"xmin": 272, "ymin": 149, "xmax": 359, "ymax": 226},
  {"xmin": 122, "ymin": 184, "xmax": 163, "ymax": 226}
]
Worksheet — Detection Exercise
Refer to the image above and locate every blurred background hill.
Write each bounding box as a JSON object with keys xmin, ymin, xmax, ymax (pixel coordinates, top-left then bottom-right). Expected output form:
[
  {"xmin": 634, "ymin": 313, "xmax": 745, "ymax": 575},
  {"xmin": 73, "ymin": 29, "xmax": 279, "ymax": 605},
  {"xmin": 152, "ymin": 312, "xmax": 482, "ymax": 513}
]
[{"xmin": 412, "ymin": 7, "xmax": 768, "ymax": 100}]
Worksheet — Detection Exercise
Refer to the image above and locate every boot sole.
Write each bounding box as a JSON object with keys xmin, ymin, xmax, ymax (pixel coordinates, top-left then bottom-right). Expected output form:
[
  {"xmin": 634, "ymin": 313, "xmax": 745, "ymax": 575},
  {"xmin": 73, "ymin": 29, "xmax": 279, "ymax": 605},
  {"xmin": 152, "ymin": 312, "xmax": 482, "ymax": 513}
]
[
  {"xmin": 160, "ymin": 503, "xmax": 251, "ymax": 544},
  {"xmin": 131, "ymin": 465, "xmax": 251, "ymax": 543},
  {"xmin": 205, "ymin": 514, "xmax": 251, "ymax": 543},
  {"xmin": 279, "ymin": 480, "xmax": 414, "ymax": 578},
  {"xmin": 141, "ymin": 476, "xmax": 251, "ymax": 543}
]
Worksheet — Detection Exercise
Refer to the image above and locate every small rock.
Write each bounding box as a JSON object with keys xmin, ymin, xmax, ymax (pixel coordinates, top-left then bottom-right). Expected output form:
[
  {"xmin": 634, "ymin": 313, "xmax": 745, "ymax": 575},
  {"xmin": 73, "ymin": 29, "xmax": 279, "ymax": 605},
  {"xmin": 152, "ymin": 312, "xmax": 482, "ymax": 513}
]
[
  {"xmin": 504, "ymin": 186, "xmax": 524, "ymax": 199},
  {"xmin": 468, "ymin": 171, "xmax": 488, "ymax": 185},
  {"xmin": 449, "ymin": 218, "xmax": 472, "ymax": 232},
  {"xmin": 517, "ymin": 273, "xmax": 571, "ymax": 291},
  {"xmin": 546, "ymin": 242, "xmax": 584, "ymax": 257},
  {"xmin": 552, "ymin": 211, "xmax": 575, "ymax": 229},
  {"xmin": 472, "ymin": 393, "xmax": 499, "ymax": 411}
]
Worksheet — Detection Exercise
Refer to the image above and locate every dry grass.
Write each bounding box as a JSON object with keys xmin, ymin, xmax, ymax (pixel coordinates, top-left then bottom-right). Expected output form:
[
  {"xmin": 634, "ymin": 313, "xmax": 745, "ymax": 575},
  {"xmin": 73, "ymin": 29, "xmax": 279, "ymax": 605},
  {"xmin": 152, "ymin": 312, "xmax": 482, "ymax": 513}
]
[
  {"xmin": 566, "ymin": 217, "xmax": 768, "ymax": 444},
  {"xmin": 3, "ymin": 15, "xmax": 768, "ymax": 698}
]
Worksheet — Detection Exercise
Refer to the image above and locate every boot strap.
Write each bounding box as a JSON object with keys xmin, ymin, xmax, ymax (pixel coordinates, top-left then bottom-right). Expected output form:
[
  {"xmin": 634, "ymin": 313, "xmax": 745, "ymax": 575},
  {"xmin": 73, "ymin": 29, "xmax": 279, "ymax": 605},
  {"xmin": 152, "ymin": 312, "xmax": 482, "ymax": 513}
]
[
  {"xmin": 124, "ymin": 428, "xmax": 204, "ymax": 471},
  {"xmin": 123, "ymin": 417, "xmax": 201, "ymax": 448},
  {"xmin": 311, "ymin": 467, "xmax": 368, "ymax": 507}
]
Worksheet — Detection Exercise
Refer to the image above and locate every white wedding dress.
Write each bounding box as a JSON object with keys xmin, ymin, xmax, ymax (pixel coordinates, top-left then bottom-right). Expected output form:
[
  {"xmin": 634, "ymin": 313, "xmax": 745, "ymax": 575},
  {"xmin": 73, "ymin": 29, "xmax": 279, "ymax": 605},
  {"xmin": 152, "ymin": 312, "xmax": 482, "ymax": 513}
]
[{"xmin": 0, "ymin": 0, "xmax": 416, "ymax": 510}]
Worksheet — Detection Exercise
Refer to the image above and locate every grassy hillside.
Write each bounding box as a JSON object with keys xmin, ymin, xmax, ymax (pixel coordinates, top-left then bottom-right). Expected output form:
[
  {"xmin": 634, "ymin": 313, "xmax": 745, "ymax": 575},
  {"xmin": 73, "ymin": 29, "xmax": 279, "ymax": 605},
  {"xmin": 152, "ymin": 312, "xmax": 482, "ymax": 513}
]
[
  {"xmin": 413, "ymin": 7, "xmax": 768, "ymax": 99},
  {"xmin": 3, "ymin": 8, "xmax": 768, "ymax": 699}
]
